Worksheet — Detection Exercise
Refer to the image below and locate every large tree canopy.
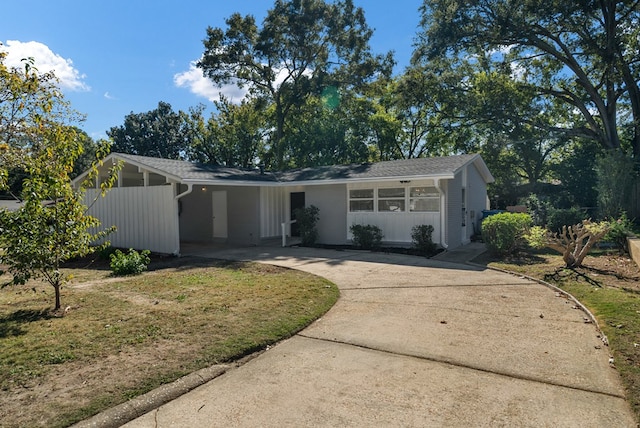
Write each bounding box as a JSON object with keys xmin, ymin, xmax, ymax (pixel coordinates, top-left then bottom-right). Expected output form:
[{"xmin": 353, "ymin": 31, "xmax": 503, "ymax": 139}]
[
  {"xmin": 197, "ymin": 0, "xmax": 394, "ymax": 169},
  {"xmin": 107, "ymin": 101, "xmax": 191, "ymax": 160},
  {"xmin": 416, "ymin": 0, "xmax": 640, "ymax": 157}
]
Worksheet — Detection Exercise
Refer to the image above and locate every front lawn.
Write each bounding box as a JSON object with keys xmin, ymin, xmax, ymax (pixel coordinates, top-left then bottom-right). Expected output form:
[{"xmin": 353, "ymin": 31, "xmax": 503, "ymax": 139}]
[{"xmin": 0, "ymin": 257, "xmax": 339, "ymax": 428}]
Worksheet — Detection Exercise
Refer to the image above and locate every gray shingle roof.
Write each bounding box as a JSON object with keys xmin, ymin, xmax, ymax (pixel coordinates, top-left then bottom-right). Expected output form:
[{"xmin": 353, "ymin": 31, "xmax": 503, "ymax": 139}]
[
  {"xmin": 115, "ymin": 153, "xmax": 278, "ymax": 182},
  {"xmin": 109, "ymin": 153, "xmax": 491, "ymax": 184},
  {"xmin": 277, "ymin": 154, "xmax": 481, "ymax": 182}
]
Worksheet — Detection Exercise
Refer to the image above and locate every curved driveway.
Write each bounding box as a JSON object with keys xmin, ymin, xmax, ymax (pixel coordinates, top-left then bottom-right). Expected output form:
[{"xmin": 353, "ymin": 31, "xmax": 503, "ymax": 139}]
[{"xmin": 123, "ymin": 246, "xmax": 635, "ymax": 427}]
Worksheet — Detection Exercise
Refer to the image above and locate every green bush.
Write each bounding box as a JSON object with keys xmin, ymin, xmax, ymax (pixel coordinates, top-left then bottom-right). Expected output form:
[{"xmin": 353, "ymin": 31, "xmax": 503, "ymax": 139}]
[
  {"xmin": 605, "ymin": 213, "xmax": 635, "ymax": 254},
  {"xmin": 293, "ymin": 205, "xmax": 320, "ymax": 246},
  {"xmin": 109, "ymin": 248, "xmax": 151, "ymax": 276},
  {"xmin": 481, "ymin": 213, "xmax": 532, "ymax": 256},
  {"xmin": 350, "ymin": 224, "xmax": 383, "ymax": 250},
  {"xmin": 411, "ymin": 224, "xmax": 437, "ymax": 255}
]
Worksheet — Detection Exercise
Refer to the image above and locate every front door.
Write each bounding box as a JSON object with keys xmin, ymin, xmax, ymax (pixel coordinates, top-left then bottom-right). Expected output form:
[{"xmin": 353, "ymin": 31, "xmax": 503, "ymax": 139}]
[
  {"xmin": 212, "ymin": 190, "xmax": 228, "ymax": 239},
  {"xmin": 290, "ymin": 192, "xmax": 305, "ymax": 237}
]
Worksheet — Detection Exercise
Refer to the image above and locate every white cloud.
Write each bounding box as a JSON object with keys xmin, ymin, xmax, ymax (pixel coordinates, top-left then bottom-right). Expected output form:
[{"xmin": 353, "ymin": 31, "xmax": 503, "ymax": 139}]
[
  {"xmin": 103, "ymin": 91, "xmax": 116, "ymax": 100},
  {"xmin": 1, "ymin": 40, "xmax": 90, "ymax": 91},
  {"xmin": 174, "ymin": 61, "xmax": 247, "ymax": 104}
]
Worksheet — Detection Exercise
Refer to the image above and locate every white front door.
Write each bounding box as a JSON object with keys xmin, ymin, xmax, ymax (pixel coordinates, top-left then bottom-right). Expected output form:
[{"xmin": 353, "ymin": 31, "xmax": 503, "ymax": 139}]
[{"xmin": 212, "ymin": 190, "xmax": 228, "ymax": 239}]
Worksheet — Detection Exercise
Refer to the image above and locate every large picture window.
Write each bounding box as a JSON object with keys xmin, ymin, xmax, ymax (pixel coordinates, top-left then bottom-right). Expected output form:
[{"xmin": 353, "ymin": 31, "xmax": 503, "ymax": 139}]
[
  {"xmin": 410, "ymin": 186, "xmax": 439, "ymax": 212},
  {"xmin": 378, "ymin": 187, "xmax": 405, "ymax": 212},
  {"xmin": 348, "ymin": 185, "xmax": 440, "ymax": 213},
  {"xmin": 349, "ymin": 188, "xmax": 373, "ymax": 212}
]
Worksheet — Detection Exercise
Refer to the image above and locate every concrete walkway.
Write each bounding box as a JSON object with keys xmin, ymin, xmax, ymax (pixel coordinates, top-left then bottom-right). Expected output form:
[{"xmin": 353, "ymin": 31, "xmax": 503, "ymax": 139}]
[{"xmin": 107, "ymin": 245, "xmax": 634, "ymax": 427}]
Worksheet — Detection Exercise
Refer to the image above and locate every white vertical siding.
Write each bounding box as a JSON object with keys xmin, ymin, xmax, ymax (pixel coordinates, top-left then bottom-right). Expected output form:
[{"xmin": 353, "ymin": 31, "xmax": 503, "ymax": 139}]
[
  {"xmin": 85, "ymin": 186, "xmax": 179, "ymax": 254},
  {"xmin": 260, "ymin": 187, "xmax": 287, "ymax": 238},
  {"xmin": 347, "ymin": 212, "xmax": 441, "ymax": 243}
]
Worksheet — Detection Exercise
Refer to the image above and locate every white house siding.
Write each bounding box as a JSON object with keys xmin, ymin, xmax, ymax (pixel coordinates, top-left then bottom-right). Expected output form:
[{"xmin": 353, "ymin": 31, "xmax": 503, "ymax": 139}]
[
  {"xmin": 304, "ymin": 184, "xmax": 347, "ymax": 245},
  {"xmin": 466, "ymin": 162, "xmax": 489, "ymax": 239},
  {"xmin": 445, "ymin": 172, "xmax": 463, "ymax": 249},
  {"xmin": 346, "ymin": 180, "xmax": 441, "ymax": 245},
  {"xmin": 260, "ymin": 186, "xmax": 287, "ymax": 239},
  {"xmin": 85, "ymin": 186, "xmax": 179, "ymax": 254}
]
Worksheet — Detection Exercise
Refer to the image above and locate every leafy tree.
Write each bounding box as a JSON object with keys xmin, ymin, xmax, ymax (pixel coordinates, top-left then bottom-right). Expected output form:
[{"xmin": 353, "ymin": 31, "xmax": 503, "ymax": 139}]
[
  {"xmin": 286, "ymin": 93, "xmax": 370, "ymax": 167},
  {"xmin": 550, "ymin": 139, "xmax": 602, "ymax": 208},
  {"xmin": 0, "ymin": 52, "xmax": 118, "ymax": 312},
  {"xmin": 416, "ymin": 0, "xmax": 640, "ymax": 157},
  {"xmin": 186, "ymin": 98, "xmax": 266, "ymax": 168},
  {"xmin": 197, "ymin": 0, "xmax": 394, "ymax": 169},
  {"xmin": 107, "ymin": 101, "xmax": 191, "ymax": 159},
  {"xmin": 596, "ymin": 148, "xmax": 636, "ymax": 218}
]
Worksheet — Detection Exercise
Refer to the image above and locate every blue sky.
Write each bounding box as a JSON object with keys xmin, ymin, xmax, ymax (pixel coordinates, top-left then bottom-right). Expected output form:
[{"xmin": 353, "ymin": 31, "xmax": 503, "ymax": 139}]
[{"xmin": 1, "ymin": 0, "xmax": 424, "ymax": 140}]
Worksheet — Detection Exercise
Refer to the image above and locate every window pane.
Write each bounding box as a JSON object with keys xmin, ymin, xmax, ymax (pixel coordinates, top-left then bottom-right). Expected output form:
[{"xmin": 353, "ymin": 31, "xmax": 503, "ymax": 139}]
[
  {"xmin": 350, "ymin": 200, "xmax": 374, "ymax": 212},
  {"xmin": 378, "ymin": 187, "xmax": 405, "ymax": 198},
  {"xmin": 349, "ymin": 189, "xmax": 373, "ymax": 199},
  {"xmin": 378, "ymin": 200, "xmax": 405, "ymax": 212},
  {"xmin": 410, "ymin": 187, "xmax": 439, "ymax": 197},
  {"xmin": 410, "ymin": 198, "xmax": 439, "ymax": 212}
]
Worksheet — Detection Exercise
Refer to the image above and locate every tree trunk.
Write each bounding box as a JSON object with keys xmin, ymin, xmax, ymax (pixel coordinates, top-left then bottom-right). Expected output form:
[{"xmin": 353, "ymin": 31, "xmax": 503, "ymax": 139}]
[{"xmin": 53, "ymin": 283, "xmax": 61, "ymax": 311}]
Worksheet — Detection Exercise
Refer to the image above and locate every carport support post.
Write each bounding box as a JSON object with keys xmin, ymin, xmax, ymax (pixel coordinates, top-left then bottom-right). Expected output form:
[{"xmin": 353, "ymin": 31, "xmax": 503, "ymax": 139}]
[{"xmin": 174, "ymin": 183, "xmax": 193, "ymax": 255}]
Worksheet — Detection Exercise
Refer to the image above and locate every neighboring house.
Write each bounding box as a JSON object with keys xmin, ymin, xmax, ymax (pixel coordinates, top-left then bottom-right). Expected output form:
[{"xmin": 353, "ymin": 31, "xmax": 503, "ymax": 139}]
[{"xmin": 72, "ymin": 152, "xmax": 494, "ymax": 255}]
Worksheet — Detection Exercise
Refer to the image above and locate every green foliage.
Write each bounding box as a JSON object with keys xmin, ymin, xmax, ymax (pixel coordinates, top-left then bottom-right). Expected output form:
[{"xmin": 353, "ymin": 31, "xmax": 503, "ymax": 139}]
[
  {"xmin": 109, "ymin": 249, "xmax": 151, "ymax": 276},
  {"xmin": 107, "ymin": 101, "xmax": 191, "ymax": 160},
  {"xmin": 197, "ymin": 0, "xmax": 393, "ymax": 169},
  {"xmin": 523, "ymin": 194, "xmax": 550, "ymax": 226},
  {"xmin": 293, "ymin": 205, "xmax": 320, "ymax": 247},
  {"xmin": 417, "ymin": 0, "xmax": 640, "ymax": 158},
  {"xmin": 186, "ymin": 99, "xmax": 266, "ymax": 168},
  {"xmin": 350, "ymin": 224, "xmax": 383, "ymax": 250},
  {"xmin": 0, "ymin": 53, "xmax": 118, "ymax": 311},
  {"xmin": 605, "ymin": 213, "xmax": 635, "ymax": 255},
  {"xmin": 596, "ymin": 150, "xmax": 636, "ymax": 219},
  {"xmin": 481, "ymin": 213, "xmax": 532, "ymax": 256},
  {"xmin": 524, "ymin": 226, "xmax": 547, "ymax": 250},
  {"xmin": 411, "ymin": 224, "xmax": 437, "ymax": 255},
  {"xmin": 546, "ymin": 207, "xmax": 587, "ymax": 234}
]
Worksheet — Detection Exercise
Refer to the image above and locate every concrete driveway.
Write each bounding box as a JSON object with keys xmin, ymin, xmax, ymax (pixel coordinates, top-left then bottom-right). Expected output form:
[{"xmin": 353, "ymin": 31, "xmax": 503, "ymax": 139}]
[{"xmin": 115, "ymin": 246, "xmax": 635, "ymax": 427}]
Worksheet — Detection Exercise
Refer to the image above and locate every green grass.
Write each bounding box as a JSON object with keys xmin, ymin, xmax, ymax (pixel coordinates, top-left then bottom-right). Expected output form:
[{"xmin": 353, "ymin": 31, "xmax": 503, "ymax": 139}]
[
  {"xmin": 0, "ymin": 259, "xmax": 339, "ymax": 428},
  {"xmin": 484, "ymin": 250, "xmax": 640, "ymax": 424}
]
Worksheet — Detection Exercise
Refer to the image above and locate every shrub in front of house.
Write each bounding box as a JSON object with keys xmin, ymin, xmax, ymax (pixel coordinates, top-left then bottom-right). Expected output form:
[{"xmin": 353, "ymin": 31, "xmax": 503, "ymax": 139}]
[
  {"xmin": 110, "ymin": 248, "xmax": 151, "ymax": 276},
  {"xmin": 481, "ymin": 212, "xmax": 532, "ymax": 256},
  {"xmin": 411, "ymin": 224, "xmax": 437, "ymax": 255},
  {"xmin": 350, "ymin": 224, "xmax": 383, "ymax": 250},
  {"xmin": 293, "ymin": 205, "xmax": 320, "ymax": 247}
]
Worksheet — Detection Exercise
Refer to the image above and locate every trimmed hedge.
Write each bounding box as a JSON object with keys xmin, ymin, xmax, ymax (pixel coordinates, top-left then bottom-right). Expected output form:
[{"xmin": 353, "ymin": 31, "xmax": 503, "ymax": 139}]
[{"xmin": 481, "ymin": 213, "xmax": 532, "ymax": 256}]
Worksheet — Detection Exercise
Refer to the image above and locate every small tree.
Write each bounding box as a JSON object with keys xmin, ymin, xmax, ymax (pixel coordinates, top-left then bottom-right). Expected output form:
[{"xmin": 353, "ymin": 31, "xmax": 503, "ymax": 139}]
[
  {"xmin": 0, "ymin": 54, "xmax": 118, "ymax": 312},
  {"xmin": 526, "ymin": 220, "xmax": 610, "ymax": 268},
  {"xmin": 293, "ymin": 205, "xmax": 320, "ymax": 247}
]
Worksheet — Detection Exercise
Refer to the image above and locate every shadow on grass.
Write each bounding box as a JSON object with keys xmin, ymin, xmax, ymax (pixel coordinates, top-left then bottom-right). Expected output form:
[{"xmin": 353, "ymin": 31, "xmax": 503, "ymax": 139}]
[
  {"xmin": 543, "ymin": 266, "xmax": 604, "ymax": 288},
  {"xmin": 0, "ymin": 308, "xmax": 54, "ymax": 338}
]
